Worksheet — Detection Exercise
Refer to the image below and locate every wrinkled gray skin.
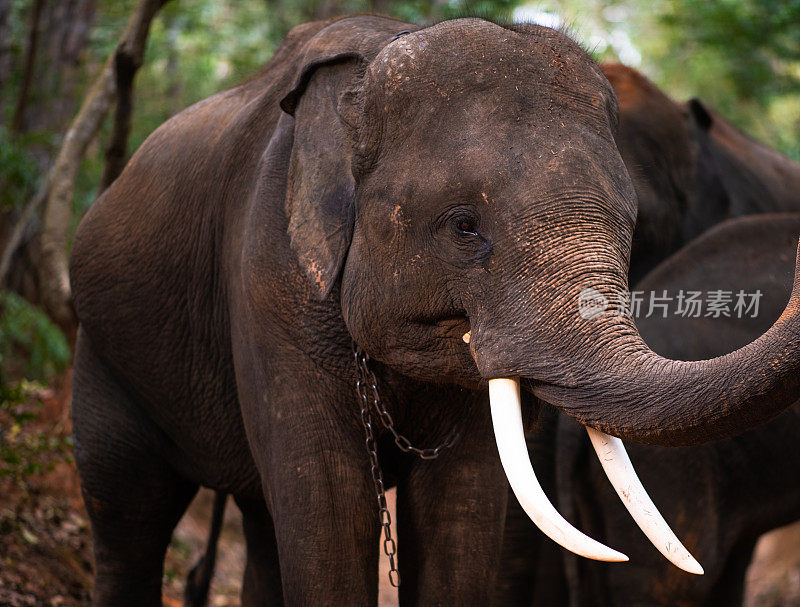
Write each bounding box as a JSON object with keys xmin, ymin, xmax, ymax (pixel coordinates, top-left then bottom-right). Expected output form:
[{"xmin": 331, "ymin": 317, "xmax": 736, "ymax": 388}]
[
  {"xmin": 558, "ymin": 214, "xmax": 800, "ymax": 607},
  {"xmin": 69, "ymin": 16, "xmax": 800, "ymax": 606}
]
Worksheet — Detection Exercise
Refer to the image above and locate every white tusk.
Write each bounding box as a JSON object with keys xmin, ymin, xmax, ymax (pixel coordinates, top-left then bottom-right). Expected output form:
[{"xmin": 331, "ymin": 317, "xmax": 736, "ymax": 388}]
[
  {"xmin": 489, "ymin": 378, "xmax": 628, "ymax": 562},
  {"xmin": 463, "ymin": 331, "xmax": 471, "ymax": 344},
  {"xmin": 586, "ymin": 427, "xmax": 704, "ymax": 575}
]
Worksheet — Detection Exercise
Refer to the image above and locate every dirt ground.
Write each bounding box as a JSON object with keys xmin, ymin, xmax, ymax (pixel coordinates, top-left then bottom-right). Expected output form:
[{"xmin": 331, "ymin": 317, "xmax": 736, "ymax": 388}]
[{"xmin": 1, "ymin": 375, "xmax": 798, "ymax": 606}]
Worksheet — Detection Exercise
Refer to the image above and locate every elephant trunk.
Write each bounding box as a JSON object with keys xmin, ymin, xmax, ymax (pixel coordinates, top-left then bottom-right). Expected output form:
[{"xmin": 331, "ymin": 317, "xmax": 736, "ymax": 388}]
[
  {"xmin": 475, "ymin": 241, "xmax": 800, "ymax": 572},
  {"xmin": 533, "ymin": 244, "xmax": 800, "ymax": 447}
]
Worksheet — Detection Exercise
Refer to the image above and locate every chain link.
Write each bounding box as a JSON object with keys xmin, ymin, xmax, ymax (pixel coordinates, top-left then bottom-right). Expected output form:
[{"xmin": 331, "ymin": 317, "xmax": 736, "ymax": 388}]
[{"xmin": 354, "ymin": 345, "xmax": 469, "ymax": 588}]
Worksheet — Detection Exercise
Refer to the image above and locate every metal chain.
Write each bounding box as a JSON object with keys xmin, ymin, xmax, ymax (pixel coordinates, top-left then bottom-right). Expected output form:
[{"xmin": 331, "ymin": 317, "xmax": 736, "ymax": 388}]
[
  {"xmin": 355, "ymin": 349, "xmax": 401, "ymax": 587},
  {"xmin": 353, "ymin": 345, "xmax": 469, "ymax": 588}
]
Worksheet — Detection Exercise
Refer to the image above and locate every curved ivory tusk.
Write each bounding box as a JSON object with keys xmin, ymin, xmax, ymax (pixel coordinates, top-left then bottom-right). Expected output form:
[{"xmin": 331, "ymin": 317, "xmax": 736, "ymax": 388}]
[
  {"xmin": 489, "ymin": 378, "xmax": 628, "ymax": 562},
  {"xmin": 586, "ymin": 427, "xmax": 704, "ymax": 575}
]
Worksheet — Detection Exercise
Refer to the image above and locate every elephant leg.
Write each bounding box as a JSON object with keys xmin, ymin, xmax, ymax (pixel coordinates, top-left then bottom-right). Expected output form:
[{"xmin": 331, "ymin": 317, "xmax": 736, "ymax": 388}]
[
  {"xmin": 492, "ymin": 493, "xmax": 542, "ymax": 606},
  {"xmin": 396, "ymin": 401, "xmax": 508, "ymax": 606},
  {"xmin": 72, "ymin": 330, "xmax": 198, "ymax": 607},
  {"xmin": 493, "ymin": 407, "xmax": 562, "ymax": 607},
  {"xmin": 234, "ymin": 495, "xmax": 284, "ymax": 607},
  {"xmin": 239, "ymin": 364, "xmax": 379, "ymax": 607},
  {"xmin": 493, "ymin": 494, "xmax": 569, "ymax": 607}
]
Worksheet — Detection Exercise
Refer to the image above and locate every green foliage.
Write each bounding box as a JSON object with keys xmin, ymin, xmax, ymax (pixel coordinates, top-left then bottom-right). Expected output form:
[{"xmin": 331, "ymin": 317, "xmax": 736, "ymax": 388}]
[
  {"xmin": 655, "ymin": 0, "xmax": 800, "ymax": 159},
  {"xmin": 69, "ymin": 0, "xmax": 521, "ymax": 207},
  {"xmin": 0, "ymin": 126, "xmax": 40, "ymax": 210},
  {"xmin": 0, "ymin": 381, "xmax": 73, "ymax": 484},
  {"xmin": 0, "ymin": 290, "xmax": 71, "ymax": 486},
  {"xmin": 0, "ymin": 291, "xmax": 69, "ymax": 384},
  {"xmin": 3, "ymin": 0, "xmax": 800, "ymax": 357},
  {"xmin": 533, "ymin": 0, "xmax": 800, "ymax": 161}
]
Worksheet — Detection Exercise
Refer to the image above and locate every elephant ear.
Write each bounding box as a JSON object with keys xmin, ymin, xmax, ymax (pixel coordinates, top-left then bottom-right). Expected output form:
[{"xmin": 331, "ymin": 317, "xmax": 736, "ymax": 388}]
[
  {"xmin": 681, "ymin": 97, "xmax": 731, "ymax": 242},
  {"xmin": 280, "ymin": 50, "xmax": 366, "ymax": 299}
]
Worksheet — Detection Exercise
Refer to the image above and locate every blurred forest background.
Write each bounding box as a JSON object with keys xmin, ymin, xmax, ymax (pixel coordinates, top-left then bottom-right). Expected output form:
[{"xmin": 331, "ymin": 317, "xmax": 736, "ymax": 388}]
[{"xmin": 1, "ymin": 0, "xmax": 800, "ymax": 605}]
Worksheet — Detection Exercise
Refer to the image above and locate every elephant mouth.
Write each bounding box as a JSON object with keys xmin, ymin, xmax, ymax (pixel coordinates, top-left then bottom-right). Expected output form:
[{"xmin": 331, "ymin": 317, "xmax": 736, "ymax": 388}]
[
  {"xmin": 434, "ymin": 315, "xmax": 471, "ymax": 342},
  {"xmin": 489, "ymin": 377, "xmax": 705, "ymax": 575}
]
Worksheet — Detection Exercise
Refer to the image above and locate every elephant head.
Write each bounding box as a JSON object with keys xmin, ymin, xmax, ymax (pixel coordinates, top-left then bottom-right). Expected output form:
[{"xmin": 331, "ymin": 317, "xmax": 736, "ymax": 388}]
[{"xmin": 279, "ymin": 18, "xmax": 800, "ymax": 572}]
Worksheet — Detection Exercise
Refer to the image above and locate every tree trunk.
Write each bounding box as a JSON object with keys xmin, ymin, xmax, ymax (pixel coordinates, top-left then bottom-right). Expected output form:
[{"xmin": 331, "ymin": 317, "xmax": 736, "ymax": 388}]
[
  {"xmin": 100, "ymin": 0, "xmax": 175, "ymax": 191},
  {"xmin": 0, "ymin": 0, "xmax": 12, "ymax": 119},
  {"xmin": 98, "ymin": 32, "xmax": 141, "ymax": 190},
  {"xmin": 37, "ymin": 0, "xmax": 171, "ymax": 340},
  {"xmin": 0, "ymin": 180, "xmax": 48, "ymax": 289},
  {"xmin": 0, "ymin": 0, "xmax": 97, "ymax": 309},
  {"xmin": 11, "ymin": 0, "xmax": 45, "ymax": 135},
  {"xmin": 30, "ymin": 0, "xmax": 97, "ymax": 135}
]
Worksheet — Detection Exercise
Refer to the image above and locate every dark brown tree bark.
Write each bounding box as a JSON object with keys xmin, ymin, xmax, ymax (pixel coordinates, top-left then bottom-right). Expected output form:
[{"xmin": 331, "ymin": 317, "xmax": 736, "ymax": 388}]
[
  {"xmin": 0, "ymin": 0, "xmax": 12, "ymax": 119},
  {"xmin": 11, "ymin": 0, "xmax": 45, "ymax": 135},
  {"xmin": 37, "ymin": 0, "xmax": 172, "ymax": 339},
  {"xmin": 97, "ymin": 51, "xmax": 135, "ymax": 192},
  {"xmin": 100, "ymin": 0, "xmax": 176, "ymax": 191},
  {"xmin": 98, "ymin": 44, "xmax": 140, "ymax": 190}
]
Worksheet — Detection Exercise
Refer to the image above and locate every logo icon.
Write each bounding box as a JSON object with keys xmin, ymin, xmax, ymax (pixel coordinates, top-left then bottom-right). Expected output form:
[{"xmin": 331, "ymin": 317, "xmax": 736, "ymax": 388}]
[{"xmin": 578, "ymin": 287, "xmax": 608, "ymax": 320}]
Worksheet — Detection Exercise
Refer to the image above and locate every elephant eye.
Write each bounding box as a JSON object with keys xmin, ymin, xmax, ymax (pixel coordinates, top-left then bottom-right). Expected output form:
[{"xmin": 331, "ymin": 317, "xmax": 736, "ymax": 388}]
[{"xmin": 454, "ymin": 216, "xmax": 478, "ymax": 236}]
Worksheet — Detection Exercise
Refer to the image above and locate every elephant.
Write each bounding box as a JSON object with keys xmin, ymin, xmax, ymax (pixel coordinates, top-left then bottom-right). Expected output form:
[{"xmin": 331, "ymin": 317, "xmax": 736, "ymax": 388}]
[
  {"xmin": 190, "ymin": 59, "xmax": 800, "ymax": 606},
  {"xmin": 556, "ymin": 213, "xmax": 800, "ymax": 606},
  {"xmin": 68, "ymin": 15, "xmax": 800, "ymax": 606},
  {"xmin": 601, "ymin": 64, "xmax": 800, "ymax": 283},
  {"xmin": 493, "ymin": 66, "xmax": 800, "ymax": 607}
]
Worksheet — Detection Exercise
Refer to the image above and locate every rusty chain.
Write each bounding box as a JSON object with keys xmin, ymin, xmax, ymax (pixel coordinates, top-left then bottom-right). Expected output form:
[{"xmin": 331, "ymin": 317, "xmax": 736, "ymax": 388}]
[{"xmin": 354, "ymin": 345, "xmax": 469, "ymax": 588}]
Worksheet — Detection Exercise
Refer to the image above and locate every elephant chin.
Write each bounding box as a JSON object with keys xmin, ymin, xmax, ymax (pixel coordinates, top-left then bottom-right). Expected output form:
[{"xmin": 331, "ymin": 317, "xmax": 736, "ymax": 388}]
[{"xmin": 488, "ymin": 377, "xmax": 704, "ymax": 575}]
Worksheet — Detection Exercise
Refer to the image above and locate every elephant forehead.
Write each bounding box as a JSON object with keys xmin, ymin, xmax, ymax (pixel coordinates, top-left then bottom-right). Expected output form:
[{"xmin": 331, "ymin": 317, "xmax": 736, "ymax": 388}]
[
  {"xmin": 371, "ymin": 114, "xmax": 626, "ymax": 199},
  {"xmin": 361, "ymin": 130, "xmax": 633, "ymax": 227},
  {"xmin": 367, "ymin": 19, "xmax": 610, "ymax": 110}
]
